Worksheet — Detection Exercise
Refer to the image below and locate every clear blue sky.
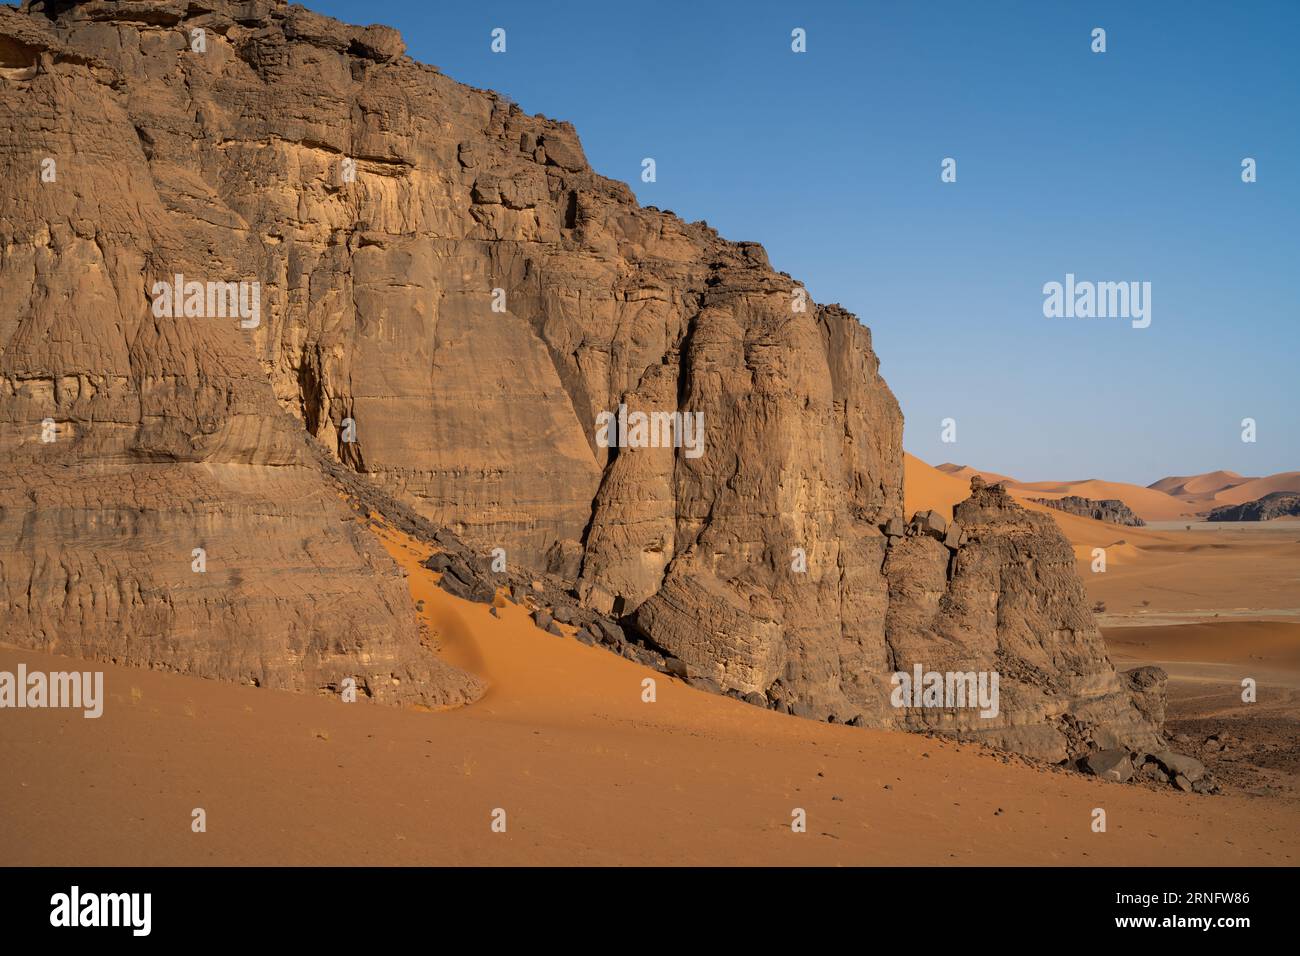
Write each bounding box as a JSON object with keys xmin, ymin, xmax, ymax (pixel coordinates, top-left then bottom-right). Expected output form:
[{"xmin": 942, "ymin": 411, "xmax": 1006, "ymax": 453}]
[{"xmin": 313, "ymin": 0, "xmax": 1298, "ymax": 484}]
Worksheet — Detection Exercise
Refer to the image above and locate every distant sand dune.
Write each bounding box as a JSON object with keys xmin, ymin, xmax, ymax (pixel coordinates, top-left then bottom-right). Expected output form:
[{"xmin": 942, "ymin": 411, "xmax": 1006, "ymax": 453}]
[
  {"xmin": 1149, "ymin": 470, "xmax": 1252, "ymax": 499},
  {"xmin": 927, "ymin": 460, "xmax": 1196, "ymax": 522},
  {"xmin": 1208, "ymin": 471, "xmax": 1300, "ymax": 507},
  {"xmin": 1010, "ymin": 479, "xmax": 1195, "ymax": 522},
  {"xmin": 906, "ymin": 454, "xmax": 1159, "ymax": 563},
  {"xmin": 935, "ymin": 462, "xmax": 1020, "ymax": 486}
]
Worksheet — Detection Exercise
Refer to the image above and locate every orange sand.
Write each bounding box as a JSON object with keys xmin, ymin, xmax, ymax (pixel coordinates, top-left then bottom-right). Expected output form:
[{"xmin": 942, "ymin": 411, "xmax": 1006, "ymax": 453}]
[
  {"xmin": 1012, "ymin": 479, "xmax": 1196, "ymax": 522},
  {"xmin": 1209, "ymin": 471, "xmax": 1300, "ymax": 507},
  {"xmin": 1149, "ymin": 471, "xmax": 1253, "ymax": 501},
  {"xmin": 2, "ymin": 522, "xmax": 1296, "ymax": 866},
  {"xmin": 928, "ymin": 459, "xmax": 1195, "ymax": 521},
  {"xmin": 905, "ymin": 453, "xmax": 1300, "ymax": 606},
  {"xmin": 1106, "ymin": 621, "xmax": 1300, "ymax": 671}
]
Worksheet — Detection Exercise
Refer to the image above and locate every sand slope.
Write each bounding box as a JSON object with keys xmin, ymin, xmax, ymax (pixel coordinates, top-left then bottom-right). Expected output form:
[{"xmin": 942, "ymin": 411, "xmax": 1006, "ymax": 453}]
[
  {"xmin": 2, "ymin": 522, "xmax": 1296, "ymax": 866},
  {"xmin": 935, "ymin": 463, "xmax": 1020, "ymax": 486},
  {"xmin": 904, "ymin": 453, "xmax": 975, "ymax": 520},
  {"xmin": 1209, "ymin": 471, "xmax": 1300, "ymax": 507},
  {"xmin": 1106, "ymin": 621, "xmax": 1300, "ymax": 671},
  {"xmin": 1149, "ymin": 471, "xmax": 1253, "ymax": 499}
]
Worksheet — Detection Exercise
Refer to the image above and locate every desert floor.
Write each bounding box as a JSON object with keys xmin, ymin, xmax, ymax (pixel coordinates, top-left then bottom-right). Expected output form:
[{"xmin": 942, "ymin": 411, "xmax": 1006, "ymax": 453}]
[{"xmin": 2, "ymin": 506, "xmax": 1297, "ymax": 866}]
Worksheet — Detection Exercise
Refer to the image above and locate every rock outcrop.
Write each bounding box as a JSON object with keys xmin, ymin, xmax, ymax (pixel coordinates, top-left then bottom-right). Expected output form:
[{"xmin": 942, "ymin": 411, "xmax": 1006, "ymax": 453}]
[
  {"xmin": 879, "ymin": 479, "xmax": 1160, "ymax": 759},
  {"xmin": 1207, "ymin": 492, "xmax": 1300, "ymax": 522},
  {"xmin": 1029, "ymin": 495, "xmax": 1146, "ymax": 527},
  {"xmin": 1121, "ymin": 664, "xmax": 1168, "ymax": 729},
  {"xmin": 0, "ymin": 0, "xmax": 1161, "ymax": 758},
  {"xmin": 0, "ymin": 0, "xmax": 484, "ymax": 708}
]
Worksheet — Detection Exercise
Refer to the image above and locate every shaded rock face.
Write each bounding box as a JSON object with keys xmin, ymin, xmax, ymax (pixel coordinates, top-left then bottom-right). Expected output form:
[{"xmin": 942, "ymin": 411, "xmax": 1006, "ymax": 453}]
[
  {"xmin": 0, "ymin": 0, "xmax": 1158, "ymax": 756},
  {"xmin": 0, "ymin": 0, "xmax": 483, "ymax": 708},
  {"xmin": 1122, "ymin": 665, "xmax": 1168, "ymax": 730},
  {"xmin": 881, "ymin": 481, "xmax": 1161, "ymax": 760},
  {"xmin": 1081, "ymin": 749, "xmax": 1133, "ymax": 783},
  {"xmin": 1029, "ymin": 495, "xmax": 1145, "ymax": 527},
  {"xmin": 1207, "ymin": 492, "xmax": 1300, "ymax": 522}
]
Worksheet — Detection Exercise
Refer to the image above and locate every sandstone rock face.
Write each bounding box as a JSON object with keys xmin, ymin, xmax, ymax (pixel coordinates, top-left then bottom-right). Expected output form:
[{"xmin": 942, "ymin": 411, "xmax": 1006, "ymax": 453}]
[
  {"xmin": 0, "ymin": 0, "xmax": 1158, "ymax": 757},
  {"xmin": 1207, "ymin": 491, "xmax": 1300, "ymax": 522},
  {"xmin": 881, "ymin": 480, "xmax": 1161, "ymax": 760},
  {"xmin": 0, "ymin": 0, "xmax": 483, "ymax": 707},
  {"xmin": 1029, "ymin": 495, "xmax": 1146, "ymax": 527}
]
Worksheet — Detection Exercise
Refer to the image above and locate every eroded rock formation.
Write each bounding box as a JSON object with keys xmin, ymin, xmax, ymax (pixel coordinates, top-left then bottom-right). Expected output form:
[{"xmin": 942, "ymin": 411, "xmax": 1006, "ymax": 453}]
[
  {"xmin": 0, "ymin": 0, "xmax": 1160, "ymax": 759},
  {"xmin": 1029, "ymin": 495, "xmax": 1145, "ymax": 527},
  {"xmin": 1207, "ymin": 492, "xmax": 1300, "ymax": 522}
]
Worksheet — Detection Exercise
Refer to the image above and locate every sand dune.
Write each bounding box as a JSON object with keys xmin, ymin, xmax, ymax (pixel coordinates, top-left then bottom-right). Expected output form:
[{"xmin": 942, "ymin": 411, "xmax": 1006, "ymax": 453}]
[
  {"xmin": 1208, "ymin": 471, "xmax": 1300, "ymax": 507},
  {"xmin": 935, "ymin": 462, "xmax": 1020, "ymax": 486},
  {"xmin": 3, "ymin": 522, "xmax": 1296, "ymax": 867},
  {"xmin": 925, "ymin": 460, "xmax": 1195, "ymax": 522},
  {"xmin": 1149, "ymin": 471, "xmax": 1253, "ymax": 499},
  {"xmin": 904, "ymin": 453, "xmax": 976, "ymax": 520},
  {"xmin": 1009, "ymin": 479, "xmax": 1195, "ymax": 522}
]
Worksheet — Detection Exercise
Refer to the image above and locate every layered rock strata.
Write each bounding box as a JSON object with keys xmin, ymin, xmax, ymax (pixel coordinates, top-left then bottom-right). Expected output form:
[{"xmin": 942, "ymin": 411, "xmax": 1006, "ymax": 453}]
[{"xmin": 0, "ymin": 0, "xmax": 1160, "ymax": 758}]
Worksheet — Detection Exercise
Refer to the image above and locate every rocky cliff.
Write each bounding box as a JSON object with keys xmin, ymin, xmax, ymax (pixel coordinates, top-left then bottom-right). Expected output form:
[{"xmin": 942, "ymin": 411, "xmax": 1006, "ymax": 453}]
[{"xmin": 0, "ymin": 0, "xmax": 1160, "ymax": 760}]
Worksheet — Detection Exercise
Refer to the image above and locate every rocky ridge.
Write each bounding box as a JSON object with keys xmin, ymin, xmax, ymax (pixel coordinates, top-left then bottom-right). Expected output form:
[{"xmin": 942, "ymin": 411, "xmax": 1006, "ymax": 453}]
[
  {"xmin": 1207, "ymin": 492, "xmax": 1300, "ymax": 522},
  {"xmin": 1029, "ymin": 495, "xmax": 1146, "ymax": 527}
]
